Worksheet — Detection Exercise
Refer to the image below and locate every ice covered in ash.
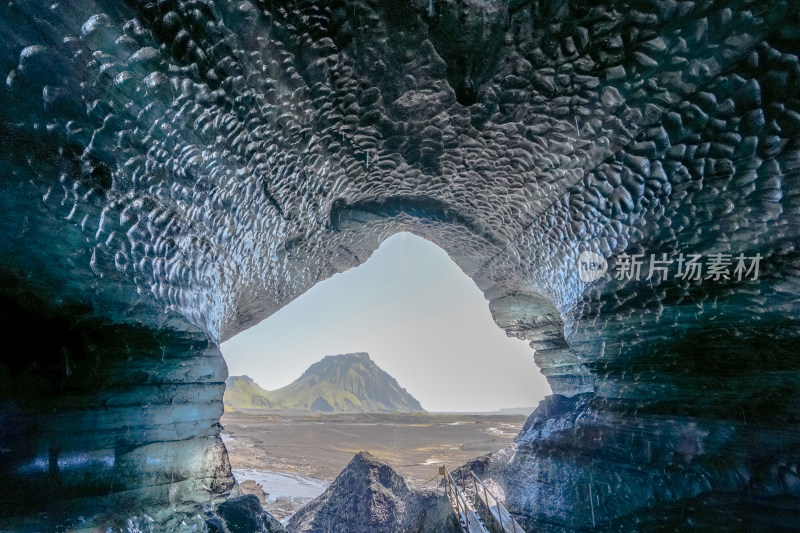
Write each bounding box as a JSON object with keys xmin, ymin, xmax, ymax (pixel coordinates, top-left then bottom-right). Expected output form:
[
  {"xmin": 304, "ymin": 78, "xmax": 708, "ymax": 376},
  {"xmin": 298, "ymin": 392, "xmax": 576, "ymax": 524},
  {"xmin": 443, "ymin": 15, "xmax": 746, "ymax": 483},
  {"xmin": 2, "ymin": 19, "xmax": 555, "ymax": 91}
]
[{"xmin": 0, "ymin": 0, "xmax": 799, "ymax": 530}]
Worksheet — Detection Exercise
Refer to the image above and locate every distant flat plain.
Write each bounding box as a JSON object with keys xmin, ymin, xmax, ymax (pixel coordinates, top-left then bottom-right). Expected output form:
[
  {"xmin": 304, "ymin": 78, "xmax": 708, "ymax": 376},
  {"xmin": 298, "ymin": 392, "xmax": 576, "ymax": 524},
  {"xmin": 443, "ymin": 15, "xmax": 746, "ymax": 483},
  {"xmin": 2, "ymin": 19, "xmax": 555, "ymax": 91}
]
[
  {"xmin": 222, "ymin": 410, "xmax": 527, "ymax": 485},
  {"xmin": 221, "ymin": 410, "xmax": 527, "ymax": 519}
]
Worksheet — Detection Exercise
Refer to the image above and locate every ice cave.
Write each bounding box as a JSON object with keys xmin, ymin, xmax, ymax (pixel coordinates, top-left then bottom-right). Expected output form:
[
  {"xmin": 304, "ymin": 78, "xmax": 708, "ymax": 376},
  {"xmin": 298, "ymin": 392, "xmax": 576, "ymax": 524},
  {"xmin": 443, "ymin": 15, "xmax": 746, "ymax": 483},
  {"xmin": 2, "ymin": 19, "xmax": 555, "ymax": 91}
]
[{"xmin": 0, "ymin": 0, "xmax": 799, "ymax": 531}]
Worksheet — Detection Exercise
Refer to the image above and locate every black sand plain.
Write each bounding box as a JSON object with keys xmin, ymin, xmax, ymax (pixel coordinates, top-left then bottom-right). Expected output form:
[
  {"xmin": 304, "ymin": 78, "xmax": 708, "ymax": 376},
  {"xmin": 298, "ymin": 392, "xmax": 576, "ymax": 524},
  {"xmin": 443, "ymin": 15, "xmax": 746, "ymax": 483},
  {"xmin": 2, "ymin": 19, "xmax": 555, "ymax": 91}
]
[{"xmin": 221, "ymin": 410, "xmax": 526, "ymax": 520}]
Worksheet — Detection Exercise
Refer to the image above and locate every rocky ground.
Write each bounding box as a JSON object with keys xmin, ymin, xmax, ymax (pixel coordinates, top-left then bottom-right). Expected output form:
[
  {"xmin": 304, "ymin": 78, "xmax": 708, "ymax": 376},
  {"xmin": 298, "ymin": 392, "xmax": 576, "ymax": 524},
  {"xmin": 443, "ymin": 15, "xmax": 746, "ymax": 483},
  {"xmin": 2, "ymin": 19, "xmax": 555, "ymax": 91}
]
[{"xmin": 220, "ymin": 410, "xmax": 525, "ymax": 522}]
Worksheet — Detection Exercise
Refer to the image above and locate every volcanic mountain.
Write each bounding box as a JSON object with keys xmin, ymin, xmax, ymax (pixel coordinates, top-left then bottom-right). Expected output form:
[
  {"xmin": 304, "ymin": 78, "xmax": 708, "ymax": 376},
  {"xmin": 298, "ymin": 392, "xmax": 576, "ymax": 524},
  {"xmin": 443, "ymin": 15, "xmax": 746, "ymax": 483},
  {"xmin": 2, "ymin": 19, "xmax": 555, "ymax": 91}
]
[{"xmin": 225, "ymin": 352, "xmax": 424, "ymax": 413}]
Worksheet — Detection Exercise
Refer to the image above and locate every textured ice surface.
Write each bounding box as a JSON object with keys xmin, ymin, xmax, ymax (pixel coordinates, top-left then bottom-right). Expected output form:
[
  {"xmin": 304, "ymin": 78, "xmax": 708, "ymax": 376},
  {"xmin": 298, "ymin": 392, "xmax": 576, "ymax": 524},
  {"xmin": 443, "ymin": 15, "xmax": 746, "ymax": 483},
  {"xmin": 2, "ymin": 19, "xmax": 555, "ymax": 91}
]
[{"xmin": 0, "ymin": 0, "xmax": 799, "ymax": 530}]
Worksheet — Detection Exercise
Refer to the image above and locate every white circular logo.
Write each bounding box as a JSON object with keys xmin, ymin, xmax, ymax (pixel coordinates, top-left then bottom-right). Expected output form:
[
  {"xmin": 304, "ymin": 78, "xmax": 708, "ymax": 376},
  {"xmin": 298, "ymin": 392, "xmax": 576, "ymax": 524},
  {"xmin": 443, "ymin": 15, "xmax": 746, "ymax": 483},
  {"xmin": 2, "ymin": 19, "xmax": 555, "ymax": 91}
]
[{"xmin": 577, "ymin": 251, "xmax": 608, "ymax": 282}]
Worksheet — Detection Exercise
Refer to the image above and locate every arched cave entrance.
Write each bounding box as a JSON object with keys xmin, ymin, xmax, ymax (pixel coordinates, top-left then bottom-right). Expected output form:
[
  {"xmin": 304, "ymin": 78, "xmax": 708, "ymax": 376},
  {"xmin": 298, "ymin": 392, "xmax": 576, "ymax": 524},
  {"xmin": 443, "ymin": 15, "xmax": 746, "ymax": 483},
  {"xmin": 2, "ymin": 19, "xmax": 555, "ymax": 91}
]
[
  {"xmin": 217, "ymin": 231, "xmax": 554, "ymax": 522},
  {"xmin": 1, "ymin": 0, "xmax": 799, "ymax": 531}
]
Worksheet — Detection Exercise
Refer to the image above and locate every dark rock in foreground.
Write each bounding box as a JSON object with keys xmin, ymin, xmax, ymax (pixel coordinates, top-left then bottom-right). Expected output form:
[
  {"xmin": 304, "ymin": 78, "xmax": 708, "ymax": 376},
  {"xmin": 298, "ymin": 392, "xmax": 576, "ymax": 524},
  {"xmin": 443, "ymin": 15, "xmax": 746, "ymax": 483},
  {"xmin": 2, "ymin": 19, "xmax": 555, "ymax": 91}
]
[
  {"xmin": 288, "ymin": 452, "xmax": 458, "ymax": 533},
  {"xmin": 207, "ymin": 495, "xmax": 286, "ymax": 533},
  {"xmin": 461, "ymin": 394, "xmax": 800, "ymax": 532}
]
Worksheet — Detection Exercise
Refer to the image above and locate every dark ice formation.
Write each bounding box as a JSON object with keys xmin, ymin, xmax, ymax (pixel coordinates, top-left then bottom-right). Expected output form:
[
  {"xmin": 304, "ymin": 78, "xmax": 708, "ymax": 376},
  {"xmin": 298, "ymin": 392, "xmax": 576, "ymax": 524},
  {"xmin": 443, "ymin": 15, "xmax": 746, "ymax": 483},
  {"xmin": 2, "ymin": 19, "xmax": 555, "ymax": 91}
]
[
  {"xmin": 0, "ymin": 0, "xmax": 798, "ymax": 530},
  {"xmin": 208, "ymin": 495, "xmax": 286, "ymax": 533}
]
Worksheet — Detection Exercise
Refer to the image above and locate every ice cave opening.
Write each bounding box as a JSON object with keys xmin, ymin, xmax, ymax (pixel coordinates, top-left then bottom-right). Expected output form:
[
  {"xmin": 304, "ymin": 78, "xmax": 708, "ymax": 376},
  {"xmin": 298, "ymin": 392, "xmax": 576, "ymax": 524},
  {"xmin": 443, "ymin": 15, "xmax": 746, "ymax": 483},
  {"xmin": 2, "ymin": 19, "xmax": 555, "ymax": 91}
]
[
  {"xmin": 217, "ymin": 231, "xmax": 553, "ymax": 523},
  {"xmin": 220, "ymin": 231, "xmax": 553, "ymax": 413},
  {"xmin": 1, "ymin": 0, "xmax": 800, "ymax": 531}
]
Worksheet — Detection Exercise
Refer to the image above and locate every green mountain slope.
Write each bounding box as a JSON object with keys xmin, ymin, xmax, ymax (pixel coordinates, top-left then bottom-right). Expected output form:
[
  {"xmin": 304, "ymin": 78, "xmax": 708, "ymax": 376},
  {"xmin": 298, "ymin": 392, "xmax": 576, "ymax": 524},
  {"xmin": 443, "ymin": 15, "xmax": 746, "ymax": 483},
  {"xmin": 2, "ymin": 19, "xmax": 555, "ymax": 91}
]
[
  {"xmin": 223, "ymin": 375, "xmax": 276, "ymax": 409},
  {"xmin": 224, "ymin": 353, "xmax": 425, "ymax": 413}
]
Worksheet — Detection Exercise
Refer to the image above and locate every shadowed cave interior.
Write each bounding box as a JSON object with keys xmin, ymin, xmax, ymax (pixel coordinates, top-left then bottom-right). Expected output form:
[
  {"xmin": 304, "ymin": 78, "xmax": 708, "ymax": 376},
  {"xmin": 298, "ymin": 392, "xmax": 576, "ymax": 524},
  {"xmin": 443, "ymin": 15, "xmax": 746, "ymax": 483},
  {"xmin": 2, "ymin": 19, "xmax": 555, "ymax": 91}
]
[{"xmin": 0, "ymin": 0, "xmax": 799, "ymax": 531}]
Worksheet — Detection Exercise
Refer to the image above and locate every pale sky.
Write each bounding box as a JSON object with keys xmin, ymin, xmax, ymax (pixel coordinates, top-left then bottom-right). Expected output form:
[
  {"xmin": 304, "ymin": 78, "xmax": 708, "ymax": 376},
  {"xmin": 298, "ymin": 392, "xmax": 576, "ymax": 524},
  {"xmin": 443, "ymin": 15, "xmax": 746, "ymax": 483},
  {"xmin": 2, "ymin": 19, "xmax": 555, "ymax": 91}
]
[{"xmin": 221, "ymin": 232, "xmax": 551, "ymax": 412}]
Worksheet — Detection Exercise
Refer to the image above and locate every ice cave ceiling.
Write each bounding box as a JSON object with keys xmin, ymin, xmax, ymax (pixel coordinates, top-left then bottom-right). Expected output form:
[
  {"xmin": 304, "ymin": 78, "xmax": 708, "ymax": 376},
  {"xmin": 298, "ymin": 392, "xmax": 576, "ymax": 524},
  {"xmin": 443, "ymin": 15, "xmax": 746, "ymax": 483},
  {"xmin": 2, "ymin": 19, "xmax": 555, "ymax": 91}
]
[{"xmin": 0, "ymin": 0, "xmax": 799, "ymax": 530}]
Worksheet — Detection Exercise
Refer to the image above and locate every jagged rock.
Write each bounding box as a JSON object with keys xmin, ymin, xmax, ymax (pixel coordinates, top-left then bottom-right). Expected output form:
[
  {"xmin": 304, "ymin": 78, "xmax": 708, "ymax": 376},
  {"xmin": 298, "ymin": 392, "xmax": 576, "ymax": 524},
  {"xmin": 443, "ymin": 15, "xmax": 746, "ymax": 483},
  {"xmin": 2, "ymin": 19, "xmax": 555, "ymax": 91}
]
[
  {"xmin": 287, "ymin": 452, "xmax": 458, "ymax": 533},
  {"xmin": 207, "ymin": 495, "xmax": 286, "ymax": 533},
  {"xmin": 238, "ymin": 480, "xmax": 269, "ymax": 507}
]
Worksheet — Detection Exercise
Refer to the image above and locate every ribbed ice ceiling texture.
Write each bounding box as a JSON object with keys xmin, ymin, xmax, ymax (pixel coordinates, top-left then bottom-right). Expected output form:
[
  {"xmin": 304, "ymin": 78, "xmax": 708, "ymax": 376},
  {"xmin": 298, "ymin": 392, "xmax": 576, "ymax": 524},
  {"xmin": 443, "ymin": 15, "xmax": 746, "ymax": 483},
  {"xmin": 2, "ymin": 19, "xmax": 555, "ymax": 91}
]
[{"xmin": 0, "ymin": 0, "xmax": 798, "ymax": 530}]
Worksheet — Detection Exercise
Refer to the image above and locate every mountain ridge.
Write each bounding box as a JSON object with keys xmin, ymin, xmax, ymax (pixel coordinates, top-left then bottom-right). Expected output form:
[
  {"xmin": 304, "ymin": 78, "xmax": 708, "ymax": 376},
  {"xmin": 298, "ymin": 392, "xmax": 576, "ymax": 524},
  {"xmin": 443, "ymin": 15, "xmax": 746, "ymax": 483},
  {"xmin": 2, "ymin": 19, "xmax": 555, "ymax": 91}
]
[{"xmin": 224, "ymin": 352, "xmax": 425, "ymax": 413}]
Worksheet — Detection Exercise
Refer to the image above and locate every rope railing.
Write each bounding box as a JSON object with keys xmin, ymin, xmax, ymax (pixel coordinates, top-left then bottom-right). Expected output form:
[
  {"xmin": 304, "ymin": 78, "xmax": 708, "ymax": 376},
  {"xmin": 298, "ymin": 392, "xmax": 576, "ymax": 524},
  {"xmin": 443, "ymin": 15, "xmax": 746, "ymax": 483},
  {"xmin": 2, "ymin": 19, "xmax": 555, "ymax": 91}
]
[
  {"xmin": 470, "ymin": 471, "xmax": 519, "ymax": 533},
  {"xmin": 441, "ymin": 465, "xmax": 477, "ymax": 533}
]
